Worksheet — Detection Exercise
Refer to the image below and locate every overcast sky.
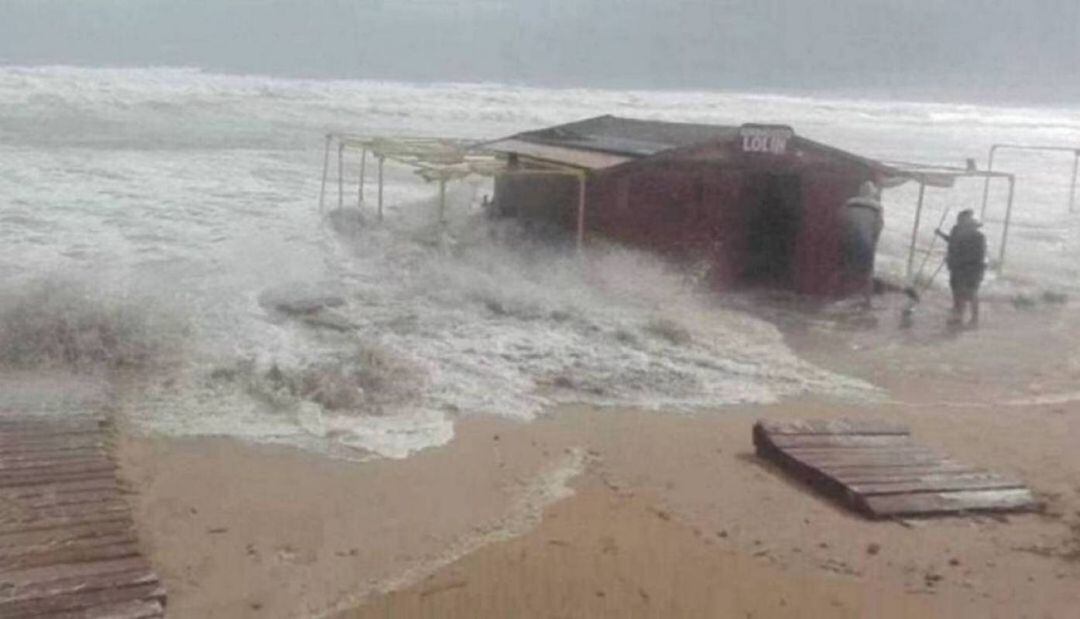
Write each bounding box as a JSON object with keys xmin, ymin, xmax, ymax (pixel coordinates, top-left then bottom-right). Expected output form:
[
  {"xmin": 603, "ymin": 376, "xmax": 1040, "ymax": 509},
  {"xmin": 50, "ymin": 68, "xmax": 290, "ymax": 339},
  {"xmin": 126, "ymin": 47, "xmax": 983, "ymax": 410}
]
[{"xmin": 2, "ymin": 0, "xmax": 1079, "ymax": 102}]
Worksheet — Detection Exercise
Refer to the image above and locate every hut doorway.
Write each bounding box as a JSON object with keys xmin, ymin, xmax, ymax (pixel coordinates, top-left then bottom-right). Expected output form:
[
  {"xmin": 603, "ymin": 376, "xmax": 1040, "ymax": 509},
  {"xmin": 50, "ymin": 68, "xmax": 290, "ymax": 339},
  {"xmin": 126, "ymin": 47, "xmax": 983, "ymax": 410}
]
[{"xmin": 741, "ymin": 173, "xmax": 803, "ymax": 287}]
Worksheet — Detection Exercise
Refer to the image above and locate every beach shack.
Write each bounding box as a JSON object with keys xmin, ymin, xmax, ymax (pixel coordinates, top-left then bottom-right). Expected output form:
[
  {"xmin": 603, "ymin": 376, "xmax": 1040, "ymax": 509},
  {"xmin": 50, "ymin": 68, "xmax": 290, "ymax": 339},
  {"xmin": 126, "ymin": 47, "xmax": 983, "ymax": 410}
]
[
  {"xmin": 316, "ymin": 118, "xmax": 1017, "ymax": 294},
  {"xmin": 486, "ymin": 115, "xmax": 901, "ymax": 295}
]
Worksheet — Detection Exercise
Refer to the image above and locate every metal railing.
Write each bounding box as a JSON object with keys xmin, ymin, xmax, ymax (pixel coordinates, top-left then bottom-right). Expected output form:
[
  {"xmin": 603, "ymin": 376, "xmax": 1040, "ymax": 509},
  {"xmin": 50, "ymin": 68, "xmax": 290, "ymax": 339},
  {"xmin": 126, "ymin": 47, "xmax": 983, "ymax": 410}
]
[
  {"xmin": 980, "ymin": 144, "xmax": 1080, "ymax": 218},
  {"xmin": 317, "ymin": 133, "xmax": 592, "ymax": 250},
  {"xmin": 884, "ymin": 161, "xmax": 1016, "ymax": 276}
]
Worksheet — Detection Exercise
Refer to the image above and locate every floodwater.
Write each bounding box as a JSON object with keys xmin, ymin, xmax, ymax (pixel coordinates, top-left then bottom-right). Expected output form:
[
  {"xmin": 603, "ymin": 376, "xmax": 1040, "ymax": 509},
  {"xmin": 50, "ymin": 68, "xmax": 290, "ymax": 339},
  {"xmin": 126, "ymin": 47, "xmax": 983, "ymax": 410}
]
[{"xmin": 1, "ymin": 66, "xmax": 1077, "ymax": 458}]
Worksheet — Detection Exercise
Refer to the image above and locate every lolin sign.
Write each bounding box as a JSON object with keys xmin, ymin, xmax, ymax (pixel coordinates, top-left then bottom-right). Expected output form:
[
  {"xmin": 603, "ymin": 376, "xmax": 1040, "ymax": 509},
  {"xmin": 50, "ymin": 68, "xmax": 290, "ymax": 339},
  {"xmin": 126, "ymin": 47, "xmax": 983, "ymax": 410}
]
[{"xmin": 739, "ymin": 124, "xmax": 794, "ymax": 155}]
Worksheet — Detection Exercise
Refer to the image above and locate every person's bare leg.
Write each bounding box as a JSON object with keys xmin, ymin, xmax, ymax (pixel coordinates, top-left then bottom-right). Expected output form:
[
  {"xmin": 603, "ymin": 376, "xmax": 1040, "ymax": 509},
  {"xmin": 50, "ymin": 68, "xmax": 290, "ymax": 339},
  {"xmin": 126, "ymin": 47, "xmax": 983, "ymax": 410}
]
[{"xmin": 969, "ymin": 293, "xmax": 980, "ymax": 328}]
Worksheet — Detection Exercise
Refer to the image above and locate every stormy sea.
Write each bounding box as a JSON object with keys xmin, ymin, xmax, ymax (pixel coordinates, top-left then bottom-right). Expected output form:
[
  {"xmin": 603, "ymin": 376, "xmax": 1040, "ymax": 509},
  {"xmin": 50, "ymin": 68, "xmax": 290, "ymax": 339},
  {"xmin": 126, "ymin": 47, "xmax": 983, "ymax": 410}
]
[{"xmin": 2, "ymin": 66, "xmax": 1078, "ymax": 458}]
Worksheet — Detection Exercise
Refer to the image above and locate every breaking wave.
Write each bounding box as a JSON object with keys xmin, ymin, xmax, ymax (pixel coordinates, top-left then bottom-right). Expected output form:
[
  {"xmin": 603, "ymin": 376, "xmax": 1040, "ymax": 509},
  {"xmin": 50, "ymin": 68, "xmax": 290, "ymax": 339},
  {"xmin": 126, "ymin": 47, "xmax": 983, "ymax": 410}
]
[
  {"xmin": 214, "ymin": 342, "xmax": 429, "ymax": 416},
  {"xmin": 4, "ymin": 65, "xmax": 1079, "ymax": 459},
  {"xmin": 0, "ymin": 277, "xmax": 187, "ymax": 373}
]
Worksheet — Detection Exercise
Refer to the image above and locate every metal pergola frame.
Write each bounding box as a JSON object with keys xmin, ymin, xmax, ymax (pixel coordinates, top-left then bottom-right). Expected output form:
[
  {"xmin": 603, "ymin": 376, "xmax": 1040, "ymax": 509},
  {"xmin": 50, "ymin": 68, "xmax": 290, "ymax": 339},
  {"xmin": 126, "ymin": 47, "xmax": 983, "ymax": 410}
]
[
  {"xmin": 317, "ymin": 133, "xmax": 592, "ymax": 250},
  {"xmin": 318, "ymin": 133, "xmax": 501, "ymax": 224},
  {"xmin": 884, "ymin": 161, "xmax": 1016, "ymax": 277},
  {"xmin": 980, "ymin": 143, "xmax": 1080, "ymax": 217}
]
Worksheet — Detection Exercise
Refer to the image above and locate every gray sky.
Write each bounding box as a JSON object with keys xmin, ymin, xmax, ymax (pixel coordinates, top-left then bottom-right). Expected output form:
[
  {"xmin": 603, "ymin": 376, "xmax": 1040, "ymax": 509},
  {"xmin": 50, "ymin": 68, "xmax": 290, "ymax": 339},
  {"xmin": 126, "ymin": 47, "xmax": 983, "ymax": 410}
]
[{"xmin": 2, "ymin": 0, "xmax": 1079, "ymax": 102}]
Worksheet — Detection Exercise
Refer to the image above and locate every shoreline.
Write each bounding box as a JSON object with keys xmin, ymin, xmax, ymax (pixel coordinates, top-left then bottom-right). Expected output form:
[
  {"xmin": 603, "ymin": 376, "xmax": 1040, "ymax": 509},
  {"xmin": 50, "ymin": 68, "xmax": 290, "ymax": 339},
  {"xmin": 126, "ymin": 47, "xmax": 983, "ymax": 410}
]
[{"xmin": 116, "ymin": 291, "xmax": 1080, "ymax": 618}]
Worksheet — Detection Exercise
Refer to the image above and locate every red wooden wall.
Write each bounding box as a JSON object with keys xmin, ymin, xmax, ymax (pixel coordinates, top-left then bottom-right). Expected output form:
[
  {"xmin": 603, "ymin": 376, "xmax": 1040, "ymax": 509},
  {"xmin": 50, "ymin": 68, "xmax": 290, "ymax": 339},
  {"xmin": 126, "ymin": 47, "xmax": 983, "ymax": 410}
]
[
  {"xmin": 497, "ymin": 138, "xmax": 876, "ymax": 296},
  {"xmin": 583, "ymin": 158, "xmax": 870, "ymax": 296}
]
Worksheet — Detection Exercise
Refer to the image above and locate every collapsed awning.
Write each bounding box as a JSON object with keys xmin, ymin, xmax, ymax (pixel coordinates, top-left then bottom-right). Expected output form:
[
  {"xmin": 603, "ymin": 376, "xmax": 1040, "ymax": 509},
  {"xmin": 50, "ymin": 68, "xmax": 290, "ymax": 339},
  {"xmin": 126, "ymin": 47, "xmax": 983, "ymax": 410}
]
[
  {"xmin": 337, "ymin": 136, "xmax": 506, "ymax": 181},
  {"xmin": 882, "ymin": 160, "xmax": 1015, "ymax": 189}
]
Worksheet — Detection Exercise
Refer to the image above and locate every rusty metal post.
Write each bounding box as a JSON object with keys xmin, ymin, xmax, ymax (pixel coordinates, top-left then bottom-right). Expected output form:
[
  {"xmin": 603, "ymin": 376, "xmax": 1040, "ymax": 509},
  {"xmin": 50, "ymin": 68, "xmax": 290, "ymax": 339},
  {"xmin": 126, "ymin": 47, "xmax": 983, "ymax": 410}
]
[
  {"xmin": 999, "ymin": 175, "xmax": 1016, "ymax": 271},
  {"xmin": 318, "ymin": 134, "xmax": 332, "ymax": 213},
  {"xmin": 358, "ymin": 148, "xmax": 367, "ymax": 208},
  {"xmin": 983, "ymin": 143, "xmax": 1080, "ymax": 215},
  {"xmin": 1069, "ymin": 150, "xmax": 1079, "ymax": 213},
  {"xmin": 576, "ymin": 172, "xmax": 587, "ymax": 252},
  {"xmin": 980, "ymin": 145, "xmax": 997, "ymax": 220},
  {"xmin": 377, "ymin": 156, "xmax": 385, "ymax": 222},
  {"xmin": 337, "ymin": 142, "xmax": 345, "ymax": 209},
  {"xmin": 907, "ymin": 181, "xmax": 927, "ymax": 279},
  {"xmin": 438, "ymin": 178, "xmax": 447, "ymax": 224}
]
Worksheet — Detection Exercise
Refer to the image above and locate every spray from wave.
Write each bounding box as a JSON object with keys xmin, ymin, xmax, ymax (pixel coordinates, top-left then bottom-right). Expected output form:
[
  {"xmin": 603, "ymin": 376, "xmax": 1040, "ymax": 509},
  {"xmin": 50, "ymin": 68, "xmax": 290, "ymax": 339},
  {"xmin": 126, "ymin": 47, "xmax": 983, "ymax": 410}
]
[
  {"xmin": 212, "ymin": 342, "xmax": 429, "ymax": 417},
  {"xmin": 0, "ymin": 277, "xmax": 187, "ymax": 373},
  {"xmin": 8, "ymin": 67, "xmax": 1077, "ymax": 459}
]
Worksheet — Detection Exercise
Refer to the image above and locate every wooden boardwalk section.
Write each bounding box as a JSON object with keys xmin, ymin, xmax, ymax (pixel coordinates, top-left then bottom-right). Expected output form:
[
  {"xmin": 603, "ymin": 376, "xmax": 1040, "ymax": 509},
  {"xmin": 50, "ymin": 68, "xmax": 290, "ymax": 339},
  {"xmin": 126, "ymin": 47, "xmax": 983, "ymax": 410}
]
[
  {"xmin": 753, "ymin": 419, "xmax": 1039, "ymax": 519},
  {"xmin": 0, "ymin": 415, "xmax": 165, "ymax": 618}
]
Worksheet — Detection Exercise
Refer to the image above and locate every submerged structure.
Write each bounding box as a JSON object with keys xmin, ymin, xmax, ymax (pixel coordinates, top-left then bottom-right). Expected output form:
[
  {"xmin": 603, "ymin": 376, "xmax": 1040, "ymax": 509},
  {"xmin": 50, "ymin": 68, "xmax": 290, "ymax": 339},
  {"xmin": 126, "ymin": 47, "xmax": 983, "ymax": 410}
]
[
  {"xmin": 487, "ymin": 115, "xmax": 901, "ymax": 295},
  {"xmin": 319, "ymin": 116, "xmax": 1018, "ymax": 297}
]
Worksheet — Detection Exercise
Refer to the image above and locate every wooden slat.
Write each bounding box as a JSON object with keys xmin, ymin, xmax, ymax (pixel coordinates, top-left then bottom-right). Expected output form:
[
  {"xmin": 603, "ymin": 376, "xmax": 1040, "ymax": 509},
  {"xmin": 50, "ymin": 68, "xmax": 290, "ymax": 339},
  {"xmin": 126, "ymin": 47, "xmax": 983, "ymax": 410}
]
[
  {"xmin": 0, "ymin": 450, "xmax": 109, "ymax": 466},
  {"xmin": 0, "ymin": 460, "xmax": 115, "ymax": 477},
  {"xmin": 823, "ymin": 466, "xmax": 986, "ymax": 484},
  {"xmin": 0, "ymin": 478, "xmax": 121, "ymax": 499},
  {"xmin": 754, "ymin": 419, "xmax": 1039, "ymax": 518},
  {"xmin": 0, "ymin": 470, "xmax": 120, "ymax": 490},
  {"xmin": 3, "ymin": 566, "xmax": 159, "ymax": 601},
  {"xmin": 849, "ymin": 475, "xmax": 1026, "ymax": 496},
  {"xmin": 0, "ymin": 512, "xmax": 133, "ymax": 536},
  {"xmin": 2, "ymin": 556, "xmax": 152, "ymax": 589},
  {"xmin": 0, "ymin": 521, "xmax": 136, "ymax": 550},
  {"xmin": 46, "ymin": 598, "xmax": 164, "ymax": 619},
  {"xmin": 757, "ymin": 419, "xmax": 909, "ymax": 436},
  {"xmin": 794, "ymin": 451, "xmax": 948, "ymax": 469},
  {"xmin": 0, "ymin": 420, "xmax": 105, "ymax": 433},
  {"xmin": 0, "ymin": 457, "xmax": 114, "ymax": 473},
  {"xmin": 0, "ymin": 439, "xmax": 109, "ymax": 456},
  {"xmin": 0, "ymin": 580, "xmax": 163, "ymax": 617},
  {"xmin": 768, "ymin": 434, "xmax": 916, "ymax": 449},
  {"xmin": 0, "ymin": 531, "xmax": 137, "ymax": 561},
  {"xmin": 786, "ymin": 446, "xmax": 941, "ymax": 461},
  {"xmin": 861, "ymin": 488, "xmax": 1038, "ymax": 517},
  {"xmin": 1, "ymin": 500, "xmax": 131, "ymax": 525},
  {"xmin": 0, "ymin": 434, "xmax": 109, "ymax": 448},
  {"xmin": 0, "ymin": 487, "xmax": 122, "ymax": 509},
  {"xmin": 0, "ymin": 539, "xmax": 142, "ymax": 571}
]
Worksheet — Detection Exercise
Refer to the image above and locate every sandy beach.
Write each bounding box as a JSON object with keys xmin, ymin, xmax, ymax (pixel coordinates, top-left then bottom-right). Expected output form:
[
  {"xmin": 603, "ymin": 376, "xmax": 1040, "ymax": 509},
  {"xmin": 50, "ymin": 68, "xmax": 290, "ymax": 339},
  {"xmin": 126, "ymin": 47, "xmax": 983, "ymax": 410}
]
[
  {"xmin": 5, "ymin": 44, "xmax": 1080, "ymax": 619},
  {"xmin": 113, "ymin": 291, "xmax": 1080, "ymax": 618}
]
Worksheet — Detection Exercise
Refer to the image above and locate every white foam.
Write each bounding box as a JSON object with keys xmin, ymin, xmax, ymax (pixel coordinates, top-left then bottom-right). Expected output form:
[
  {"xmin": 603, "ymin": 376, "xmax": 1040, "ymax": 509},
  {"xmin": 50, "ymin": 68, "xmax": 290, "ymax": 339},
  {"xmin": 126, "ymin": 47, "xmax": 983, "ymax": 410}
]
[{"xmin": 2, "ymin": 66, "xmax": 1077, "ymax": 458}]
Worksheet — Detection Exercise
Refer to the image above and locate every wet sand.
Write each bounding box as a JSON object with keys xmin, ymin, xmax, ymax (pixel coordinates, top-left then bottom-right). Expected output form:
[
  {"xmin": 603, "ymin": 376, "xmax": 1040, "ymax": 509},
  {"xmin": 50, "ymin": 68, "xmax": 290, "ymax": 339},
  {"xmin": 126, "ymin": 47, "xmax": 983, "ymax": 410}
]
[{"xmin": 117, "ymin": 292, "xmax": 1080, "ymax": 618}]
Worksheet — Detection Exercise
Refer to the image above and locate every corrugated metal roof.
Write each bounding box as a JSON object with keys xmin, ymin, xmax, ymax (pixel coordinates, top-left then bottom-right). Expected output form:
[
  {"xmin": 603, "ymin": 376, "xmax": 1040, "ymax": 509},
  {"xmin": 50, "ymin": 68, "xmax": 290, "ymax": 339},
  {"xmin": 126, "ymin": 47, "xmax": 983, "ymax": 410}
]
[
  {"xmin": 485, "ymin": 138, "xmax": 635, "ymax": 170},
  {"xmin": 488, "ymin": 115, "xmax": 898, "ymax": 177},
  {"xmin": 513, "ymin": 115, "xmax": 740, "ymax": 158}
]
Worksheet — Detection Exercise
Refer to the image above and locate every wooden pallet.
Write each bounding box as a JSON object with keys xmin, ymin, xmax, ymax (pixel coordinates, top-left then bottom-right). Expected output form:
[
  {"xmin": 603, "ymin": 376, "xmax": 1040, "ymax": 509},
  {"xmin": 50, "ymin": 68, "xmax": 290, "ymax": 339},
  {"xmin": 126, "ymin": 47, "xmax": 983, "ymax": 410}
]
[
  {"xmin": 753, "ymin": 419, "xmax": 1039, "ymax": 519},
  {"xmin": 0, "ymin": 416, "xmax": 166, "ymax": 618}
]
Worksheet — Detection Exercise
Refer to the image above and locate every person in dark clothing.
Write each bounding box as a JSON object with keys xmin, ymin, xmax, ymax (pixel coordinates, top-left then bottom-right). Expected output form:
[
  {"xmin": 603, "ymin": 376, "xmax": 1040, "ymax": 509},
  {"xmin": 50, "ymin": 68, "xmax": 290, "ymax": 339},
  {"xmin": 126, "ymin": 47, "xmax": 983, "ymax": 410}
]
[{"xmin": 936, "ymin": 209, "xmax": 987, "ymax": 327}]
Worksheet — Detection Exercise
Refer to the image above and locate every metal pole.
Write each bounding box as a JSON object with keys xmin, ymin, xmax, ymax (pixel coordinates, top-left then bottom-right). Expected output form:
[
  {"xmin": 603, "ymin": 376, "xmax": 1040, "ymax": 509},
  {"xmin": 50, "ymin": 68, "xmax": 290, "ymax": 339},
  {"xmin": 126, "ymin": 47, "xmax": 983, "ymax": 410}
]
[
  {"xmin": 337, "ymin": 142, "xmax": 345, "ymax": 209},
  {"xmin": 907, "ymin": 181, "xmax": 926, "ymax": 279},
  {"xmin": 999, "ymin": 176, "xmax": 1016, "ymax": 271},
  {"xmin": 980, "ymin": 145, "xmax": 996, "ymax": 220},
  {"xmin": 318, "ymin": 134, "xmax": 332, "ymax": 213},
  {"xmin": 576, "ymin": 172, "xmax": 587, "ymax": 251},
  {"xmin": 914, "ymin": 201, "xmax": 954, "ymax": 282},
  {"xmin": 1069, "ymin": 151, "xmax": 1079, "ymax": 213},
  {"xmin": 358, "ymin": 148, "xmax": 367, "ymax": 208},
  {"xmin": 438, "ymin": 178, "xmax": 447, "ymax": 224},
  {"xmin": 377, "ymin": 156, "xmax": 385, "ymax": 222}
]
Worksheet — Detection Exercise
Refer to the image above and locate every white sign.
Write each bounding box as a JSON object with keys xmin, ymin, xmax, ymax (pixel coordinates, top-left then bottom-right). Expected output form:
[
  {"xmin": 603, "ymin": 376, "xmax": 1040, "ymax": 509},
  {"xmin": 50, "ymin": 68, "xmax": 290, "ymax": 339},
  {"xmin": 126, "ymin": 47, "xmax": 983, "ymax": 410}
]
[{"xmin": 740, "ymin": 126, "xmax": 793, "ymax": 155}]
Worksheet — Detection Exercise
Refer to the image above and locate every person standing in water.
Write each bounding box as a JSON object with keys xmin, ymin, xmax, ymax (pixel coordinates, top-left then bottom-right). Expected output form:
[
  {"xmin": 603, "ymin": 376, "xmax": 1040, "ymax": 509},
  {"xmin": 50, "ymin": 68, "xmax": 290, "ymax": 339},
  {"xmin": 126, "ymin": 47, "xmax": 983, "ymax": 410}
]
[
  {"xmin": 937, "ymin": 209, "xmax": 987, "ymax": 327},
  {"xmin": 841, "ymin": 180, "xmax": 884, "ymax": 308}
]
